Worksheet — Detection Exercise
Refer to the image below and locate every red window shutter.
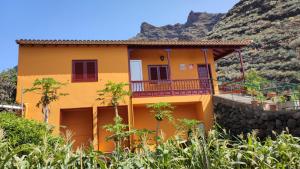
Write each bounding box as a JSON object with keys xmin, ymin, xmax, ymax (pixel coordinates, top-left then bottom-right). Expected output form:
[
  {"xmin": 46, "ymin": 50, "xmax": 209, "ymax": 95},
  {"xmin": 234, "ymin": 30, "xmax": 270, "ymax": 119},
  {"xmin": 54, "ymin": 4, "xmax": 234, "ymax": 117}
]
[
  {"xmin": 72, "ymin": 60, "xmax": 98, "ymax": 82},
  {"xmin": 149, "ymin": 67, "xmax": 158, "ymax": 80},
  {"xmin": 73, "ymin": 61, "xmax": 84, "ymax": 81},
  {"xmin": 86, "ymin": 61, "xmax": 97, "ymax": 81},
  {"xmin": 159, "ymin": 66, "xmax": 168, "ymax": 80}
]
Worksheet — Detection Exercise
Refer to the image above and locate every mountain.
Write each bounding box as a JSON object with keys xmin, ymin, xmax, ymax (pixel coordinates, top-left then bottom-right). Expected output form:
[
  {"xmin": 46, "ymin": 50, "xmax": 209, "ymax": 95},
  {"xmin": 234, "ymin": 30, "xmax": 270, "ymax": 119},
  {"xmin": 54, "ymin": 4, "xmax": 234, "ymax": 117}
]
[
  {"xmin": 207, "ymin": 0, "xmax": 300, "ymax": 83},
  {"xmin": 133, "ymin": 0, "xmax": 300, "ymax": 83},
  {"xmin": 133, "ymin": 11, "xmax": 224, "ymax": 40}
]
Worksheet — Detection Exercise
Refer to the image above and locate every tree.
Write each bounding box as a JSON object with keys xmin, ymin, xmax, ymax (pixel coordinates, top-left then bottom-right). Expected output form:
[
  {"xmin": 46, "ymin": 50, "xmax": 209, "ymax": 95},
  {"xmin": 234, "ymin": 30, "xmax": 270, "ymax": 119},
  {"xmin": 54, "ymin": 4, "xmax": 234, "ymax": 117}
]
[
  {"xmin": 24, "ymin": 78, "xmax": 68, "ymax": 123},
  {"xmin": 244, "ymin": 70, "xmax": 268, "ymax": 101},
  {"xmin": 97, "ymin": 81, "xmax": 130, "ymax": 117},
  {"xmin": 0, "ymin": 67, "xmax": 17, "ymax": 104},
  {"xmin": 176, "ymin": 118, "xmax": 201, "ymax": 141},
  {"xmin": 146, "ymin": 102, "xmax": 173, "ymax": 146},
  {"xmin": 103, "ymin": 115, "xmax": 134, "ymax": 154}
]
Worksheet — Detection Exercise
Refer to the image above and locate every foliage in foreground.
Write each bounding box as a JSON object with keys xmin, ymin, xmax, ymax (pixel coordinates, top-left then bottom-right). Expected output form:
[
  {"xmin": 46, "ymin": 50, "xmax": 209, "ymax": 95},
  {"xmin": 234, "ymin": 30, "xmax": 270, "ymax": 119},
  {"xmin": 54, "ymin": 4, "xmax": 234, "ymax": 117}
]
[
  {"xmin": 0, "ymin": 113, "xmax": 61, "ymax": 148},
  {"xmin": 0, "ymin": 124, "xmax": 299, "ymax": 168}
]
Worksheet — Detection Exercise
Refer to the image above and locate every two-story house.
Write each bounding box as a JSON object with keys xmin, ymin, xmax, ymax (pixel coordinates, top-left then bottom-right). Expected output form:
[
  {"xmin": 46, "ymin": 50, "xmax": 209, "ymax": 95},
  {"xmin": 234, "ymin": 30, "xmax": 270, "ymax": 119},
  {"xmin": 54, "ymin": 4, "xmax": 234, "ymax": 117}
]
[{"xmin": 16, "ymin": 39, "xmax": 251, "ymax": 152}]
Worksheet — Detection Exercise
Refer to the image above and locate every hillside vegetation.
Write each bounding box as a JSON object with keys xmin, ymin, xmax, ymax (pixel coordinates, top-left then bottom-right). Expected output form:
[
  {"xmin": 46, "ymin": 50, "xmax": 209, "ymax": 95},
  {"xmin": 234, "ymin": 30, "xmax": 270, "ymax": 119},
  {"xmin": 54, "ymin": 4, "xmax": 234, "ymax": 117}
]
[
  {"xmin": 207, "ymin": 0, "xmax": 300, "ymax": 83},
  {"xmin": 134, "ymin": 0, "xmax": 300, "ymax": 83}
]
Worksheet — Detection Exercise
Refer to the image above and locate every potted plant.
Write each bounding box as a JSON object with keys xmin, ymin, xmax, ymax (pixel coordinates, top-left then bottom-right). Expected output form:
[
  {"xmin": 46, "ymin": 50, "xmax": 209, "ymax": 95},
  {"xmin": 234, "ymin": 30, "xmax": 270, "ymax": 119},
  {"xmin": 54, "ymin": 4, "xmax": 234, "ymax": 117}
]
[
  {"xmin": 245, "ymin": 82, "xmax": 259, "ymax": 107},
  {"xmin": 244, "ymin": 70, "xmax": 268, "ymax": 107},
  {"xmin": 267, "ymin": 91, "xmax": 277, "ymax": 99},
  {"xmin": 255, "ymin": 92, "xmax": 266, "ymax": 110},
  {"xmin": 291, "ymin": 92, "xmax": 300, "ymax": 110},
  {"xmin": 277, "ymin": 94, "xmax": 287, "ymax": 110},
  {"xmin": 270, "ymin": 96, "xmax": 278, "ymax": 111}
]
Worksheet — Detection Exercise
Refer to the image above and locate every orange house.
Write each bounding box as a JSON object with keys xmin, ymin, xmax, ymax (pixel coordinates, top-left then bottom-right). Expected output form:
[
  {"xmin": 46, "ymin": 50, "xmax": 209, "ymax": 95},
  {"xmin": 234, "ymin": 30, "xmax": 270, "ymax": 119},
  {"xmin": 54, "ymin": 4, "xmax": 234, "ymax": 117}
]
[{"xmin": 16, "ymin": 39, "xmax": 250, "ymax": 152}]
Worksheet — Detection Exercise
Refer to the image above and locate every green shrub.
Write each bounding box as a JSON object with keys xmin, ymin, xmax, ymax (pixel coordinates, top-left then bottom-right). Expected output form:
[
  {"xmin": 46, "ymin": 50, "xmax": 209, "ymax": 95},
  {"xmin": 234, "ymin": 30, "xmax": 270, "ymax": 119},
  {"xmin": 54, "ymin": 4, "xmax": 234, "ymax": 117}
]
[
  {"xmin": 0, "ymin": 112, "xmax": 61, "ymax": 147},
  {"xmin": 0, "ymin": 112, "xmax": 299, "ymax": 168}
]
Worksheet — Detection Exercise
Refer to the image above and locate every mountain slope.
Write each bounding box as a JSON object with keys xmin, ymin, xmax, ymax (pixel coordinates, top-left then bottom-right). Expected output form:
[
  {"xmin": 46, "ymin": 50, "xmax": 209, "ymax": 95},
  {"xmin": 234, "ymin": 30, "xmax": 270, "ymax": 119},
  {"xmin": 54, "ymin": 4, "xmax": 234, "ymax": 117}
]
[
  {"xmin": 207, "ymin": 0, "xmax": 300, "ymax": 83},
  {"xmin": 133, "ymin": 11, "xmax": 224, "ymax": 40},
  {"xmin": 133, "ymin": 0, "xmax": 300, "ymax": 83}
]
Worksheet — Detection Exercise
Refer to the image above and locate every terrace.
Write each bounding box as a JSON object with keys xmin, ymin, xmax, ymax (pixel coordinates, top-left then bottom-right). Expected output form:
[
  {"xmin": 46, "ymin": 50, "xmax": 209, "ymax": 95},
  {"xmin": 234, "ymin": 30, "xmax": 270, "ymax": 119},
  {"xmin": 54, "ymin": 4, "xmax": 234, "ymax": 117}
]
[{"xmin": 127, "ymin": 41, "xmax": 249, "ymax": 98}]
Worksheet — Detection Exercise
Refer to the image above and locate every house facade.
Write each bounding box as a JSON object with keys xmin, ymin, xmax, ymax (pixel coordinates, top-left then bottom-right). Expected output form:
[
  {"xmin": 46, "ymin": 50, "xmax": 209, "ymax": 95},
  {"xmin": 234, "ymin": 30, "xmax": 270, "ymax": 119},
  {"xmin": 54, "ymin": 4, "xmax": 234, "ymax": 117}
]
[{"xmin": 16, "ymin": 40, "xmax": 250, "ymax": 152}]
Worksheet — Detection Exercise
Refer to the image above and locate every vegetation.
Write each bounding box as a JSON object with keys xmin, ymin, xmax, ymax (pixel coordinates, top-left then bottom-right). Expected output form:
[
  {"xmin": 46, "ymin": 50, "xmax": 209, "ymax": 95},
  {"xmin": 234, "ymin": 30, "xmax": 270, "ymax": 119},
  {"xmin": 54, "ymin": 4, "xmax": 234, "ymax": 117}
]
[
  {"xmin": 0, "ymin": 116, "xmax": 299, "ymax": 168},
  {"xmin": 245, "ymin": 70, "xmax": 268, "ymax": 101},
  {"xmin": 207, "ymin": 0, "xmax": 300, "ymax": 83},
  {"xmin": 0, "ymin": 67, "xmax": 17, "ymax": 104},
  {"xmin": 146, "ymin": 102, "xmax": 174, "ymax": 146},
  {"xmin": 176, "ymin": 118, "xmax": 202, "ymax": 141},
  {"xmin": 97, "ymin": 81, "xmax": 130, "ymax": 117},
  {"xmin": 24, "ymin": 78, "xmax": 68, "ymax": 123},
  {"xmin": 103, "ymin": 115, "xmax": 133, "ymax": 156},
  {"xmin": 0, "ymin": 113, "xmax": 61, "ymax": 148}
]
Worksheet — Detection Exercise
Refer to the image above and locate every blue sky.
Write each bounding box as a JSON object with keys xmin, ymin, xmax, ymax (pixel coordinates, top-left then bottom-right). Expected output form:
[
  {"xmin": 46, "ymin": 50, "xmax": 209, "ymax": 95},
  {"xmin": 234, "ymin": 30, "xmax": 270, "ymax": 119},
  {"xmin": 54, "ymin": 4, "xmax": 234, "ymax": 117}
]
[{"xmin": 0, "ymin": 0, "xmax": 238, "ymax": 71}]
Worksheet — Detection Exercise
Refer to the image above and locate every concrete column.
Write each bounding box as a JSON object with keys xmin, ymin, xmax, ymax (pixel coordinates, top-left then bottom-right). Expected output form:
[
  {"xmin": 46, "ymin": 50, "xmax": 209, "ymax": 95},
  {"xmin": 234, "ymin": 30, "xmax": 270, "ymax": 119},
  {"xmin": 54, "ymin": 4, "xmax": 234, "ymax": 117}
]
[{"xmin": 92, "ymin": 104, "xmax": 98, "ymax": 150}]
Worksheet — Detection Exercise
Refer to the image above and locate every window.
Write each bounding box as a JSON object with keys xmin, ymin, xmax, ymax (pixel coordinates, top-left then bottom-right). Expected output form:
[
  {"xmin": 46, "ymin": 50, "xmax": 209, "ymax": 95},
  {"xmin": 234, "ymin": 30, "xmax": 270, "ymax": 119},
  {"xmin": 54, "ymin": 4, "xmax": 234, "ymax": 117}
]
[
  {"xmin": 72, "ymin": 60, "xmax": 98, "ymax": 82},
  {"xmin": 148, "ymin": 65, "xmax": 169, "ymax": 81}
]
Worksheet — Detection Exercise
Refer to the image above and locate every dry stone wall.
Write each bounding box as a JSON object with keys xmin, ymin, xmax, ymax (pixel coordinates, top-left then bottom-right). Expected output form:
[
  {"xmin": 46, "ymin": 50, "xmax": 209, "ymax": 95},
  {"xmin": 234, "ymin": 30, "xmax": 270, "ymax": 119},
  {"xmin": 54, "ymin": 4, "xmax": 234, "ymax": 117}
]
[{"xmin": 213, "ymin": 96, "xmax": 300, "ymax": 138}]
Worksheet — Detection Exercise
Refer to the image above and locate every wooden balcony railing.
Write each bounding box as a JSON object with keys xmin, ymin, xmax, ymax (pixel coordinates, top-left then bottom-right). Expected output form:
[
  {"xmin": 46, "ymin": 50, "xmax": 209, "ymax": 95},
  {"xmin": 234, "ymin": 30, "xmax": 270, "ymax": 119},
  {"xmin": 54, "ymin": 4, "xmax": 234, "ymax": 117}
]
[{"xmin": 130, "ymin": 79, "xmax": 211, "ymax": 97}]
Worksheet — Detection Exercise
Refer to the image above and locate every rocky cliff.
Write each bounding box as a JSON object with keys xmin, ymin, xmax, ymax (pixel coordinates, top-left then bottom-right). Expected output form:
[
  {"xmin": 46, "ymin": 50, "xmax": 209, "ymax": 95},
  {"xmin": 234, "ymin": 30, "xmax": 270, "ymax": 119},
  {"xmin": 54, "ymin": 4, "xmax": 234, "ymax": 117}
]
[
  {"xmin": 207, "ymin": 0, "xmax": 300, "ymax": 83},
  {"xmin": 133, "ymin": 11, "xmax": 224, "ymax": 40},
  {"xmin": 133, "ymin": 0, "xmax": 300, "ymax": 83}
]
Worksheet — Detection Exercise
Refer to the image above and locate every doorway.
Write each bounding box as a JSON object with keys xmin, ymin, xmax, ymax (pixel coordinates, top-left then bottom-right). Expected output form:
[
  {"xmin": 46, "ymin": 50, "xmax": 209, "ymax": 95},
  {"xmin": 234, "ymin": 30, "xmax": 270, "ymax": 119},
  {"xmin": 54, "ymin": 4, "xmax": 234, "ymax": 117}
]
[
  {"xmin": 130, "ymin": 60, "xmax": 144, "ymax": 92},
  {"xmin": 97, "ymin": 106, "xmax": 129, "ymax": 152},
  {"xmin": 198, "ymin": 64, "xmax": 214, "ymax": 94},
  {"xmin": 60, "ymin": 108, "xmax": 93, "ymax": 149}
]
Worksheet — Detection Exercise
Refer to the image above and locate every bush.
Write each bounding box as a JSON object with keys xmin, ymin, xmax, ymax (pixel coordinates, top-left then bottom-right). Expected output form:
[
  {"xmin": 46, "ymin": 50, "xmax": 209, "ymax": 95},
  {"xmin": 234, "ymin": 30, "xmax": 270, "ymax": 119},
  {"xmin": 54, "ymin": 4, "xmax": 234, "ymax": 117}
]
[
  {"xmin": 0, "ymin": 112, "xmax": 61, "ymax": 147},
  {"xmin": 0, "ymin": 112, "xmax": 299, "ymax": 168}
]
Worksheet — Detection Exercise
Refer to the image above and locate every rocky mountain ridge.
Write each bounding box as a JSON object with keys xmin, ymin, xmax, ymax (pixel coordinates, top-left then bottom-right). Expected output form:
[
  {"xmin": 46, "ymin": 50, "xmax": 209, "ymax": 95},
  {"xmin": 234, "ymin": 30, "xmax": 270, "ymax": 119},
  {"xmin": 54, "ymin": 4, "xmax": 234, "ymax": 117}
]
[
  {"xmin": 207, "ymin": 0, "xmax": 300, "ymax": 83},
  {"xmin": 134, "ymin": 11, "xmax": 224, "ymax": 40},
  {"xmin": 133, "ymin": 0, "xmax": 300, "ymax": 83}
]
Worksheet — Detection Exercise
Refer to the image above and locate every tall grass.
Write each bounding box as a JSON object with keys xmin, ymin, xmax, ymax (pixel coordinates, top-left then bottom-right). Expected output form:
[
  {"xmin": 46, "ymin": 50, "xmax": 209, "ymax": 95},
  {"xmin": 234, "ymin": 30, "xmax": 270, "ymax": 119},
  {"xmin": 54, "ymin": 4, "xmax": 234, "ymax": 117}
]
[{"xmin": 0, "ymin": 126, "xmax": 299, "ymax": 168}]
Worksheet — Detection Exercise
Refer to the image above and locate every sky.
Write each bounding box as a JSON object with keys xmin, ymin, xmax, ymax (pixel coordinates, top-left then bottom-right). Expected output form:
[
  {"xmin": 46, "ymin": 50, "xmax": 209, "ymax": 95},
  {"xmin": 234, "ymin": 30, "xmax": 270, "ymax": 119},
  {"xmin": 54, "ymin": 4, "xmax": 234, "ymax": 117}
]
[{"xmin": 0, "ymin": 0, "xmax": 239, "ymax": 71}]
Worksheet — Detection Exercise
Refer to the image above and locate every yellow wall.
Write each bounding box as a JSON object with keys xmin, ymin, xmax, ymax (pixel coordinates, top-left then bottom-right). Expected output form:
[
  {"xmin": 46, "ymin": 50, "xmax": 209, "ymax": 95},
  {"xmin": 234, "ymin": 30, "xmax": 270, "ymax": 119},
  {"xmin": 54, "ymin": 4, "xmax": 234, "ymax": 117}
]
[
  {"xmin": 17, "ymin": 45, "xmax": 217, "ymax": 150},
  {"xmin": 130, "ymin": 49, "xmax": 219, "ymax": 94},
  {"xmin": 16, "ymin": 45, "xmax": 130, "ymax": 135},
  {"xmin": 133, "ymin": 103, "xmax": 200, "ymax": 141},
  {"xmin": 132, "ymin": 95, "xmax": 214, "ymax": 132}
]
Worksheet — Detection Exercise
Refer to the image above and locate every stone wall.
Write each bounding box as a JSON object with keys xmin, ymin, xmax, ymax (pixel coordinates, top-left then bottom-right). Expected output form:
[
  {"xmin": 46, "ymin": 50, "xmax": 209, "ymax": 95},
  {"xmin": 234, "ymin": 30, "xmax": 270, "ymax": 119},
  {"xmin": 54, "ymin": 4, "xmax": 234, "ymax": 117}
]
[{"xmin": 213, "ymin": 96, "xmax": 300, "ymax": 138}]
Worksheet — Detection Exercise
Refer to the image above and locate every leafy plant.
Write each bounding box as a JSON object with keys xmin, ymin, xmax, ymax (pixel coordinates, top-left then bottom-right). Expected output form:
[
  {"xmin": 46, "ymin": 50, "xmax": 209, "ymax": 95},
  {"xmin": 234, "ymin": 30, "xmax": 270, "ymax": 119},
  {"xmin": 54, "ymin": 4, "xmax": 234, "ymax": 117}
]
[
  {"xmin": 146, "ymin": 102, "xmax": 174, "ymax": 146},
  {"xmin": 0, "ymin": 112, "xmax": 62, "ymax": 147},
  {"xmin": 24, "ymin": 78, "xmax": 68, "ymax": 123},
  {"xmin": 245, "ymin": 70, "xmax": 268, "ymax": 101},
  {"xmin": 0, "ymin": 118, "xmax": 300, "ymax": 168},
  {"xmin": 97, "ymin": 81, "xmax": 130, "ymax": 117},
  {"xmin": 255, "ymin": 91, "xmax": 266, "ymax": 104},
  {"xmin": 176, "ymin": 118, "xmax": 202, "ymax": 141},
  {"xmin": 103, "ymin": 115, "xmax": 133, "ymax": 154}
]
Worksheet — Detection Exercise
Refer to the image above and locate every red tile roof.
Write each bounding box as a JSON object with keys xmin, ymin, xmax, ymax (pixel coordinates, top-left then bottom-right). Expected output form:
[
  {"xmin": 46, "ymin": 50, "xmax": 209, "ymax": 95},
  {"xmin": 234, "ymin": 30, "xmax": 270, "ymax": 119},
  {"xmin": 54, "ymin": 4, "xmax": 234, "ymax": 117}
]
[
  {"xmin": 16, "ymin": 39, "xmax": 252, "ymax": 60},
  {"xmin": 16, "ymin": 39, "xmax": 252, "ymax": 47}
]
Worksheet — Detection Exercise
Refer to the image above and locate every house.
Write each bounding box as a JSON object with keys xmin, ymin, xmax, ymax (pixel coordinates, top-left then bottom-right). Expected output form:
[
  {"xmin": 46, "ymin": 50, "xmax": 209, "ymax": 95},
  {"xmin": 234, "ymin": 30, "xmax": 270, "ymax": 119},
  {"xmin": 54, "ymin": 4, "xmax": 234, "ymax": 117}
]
[{"xmin": 16, "ymin": 39, "xmax": 251, "ymax": 152}]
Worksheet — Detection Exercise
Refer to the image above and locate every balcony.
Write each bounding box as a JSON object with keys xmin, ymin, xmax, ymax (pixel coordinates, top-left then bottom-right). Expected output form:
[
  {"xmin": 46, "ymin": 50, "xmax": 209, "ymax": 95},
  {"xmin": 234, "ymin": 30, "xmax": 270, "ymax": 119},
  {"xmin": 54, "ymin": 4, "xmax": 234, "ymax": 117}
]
[{"xmin": 130, "ymin": 79, "xmax": 212, "ymax": 98}]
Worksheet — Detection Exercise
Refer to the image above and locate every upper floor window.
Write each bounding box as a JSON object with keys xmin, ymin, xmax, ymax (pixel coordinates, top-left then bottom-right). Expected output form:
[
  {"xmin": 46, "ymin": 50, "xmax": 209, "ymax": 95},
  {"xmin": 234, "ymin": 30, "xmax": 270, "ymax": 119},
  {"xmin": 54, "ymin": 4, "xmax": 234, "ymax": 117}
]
[
  {"xmin": 72, "ymin": 60, "xmax": 98, "ymax": 82},
  {"xmin": 148, "ymin": 65, "xmax": 169, "ymax": 81}
]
